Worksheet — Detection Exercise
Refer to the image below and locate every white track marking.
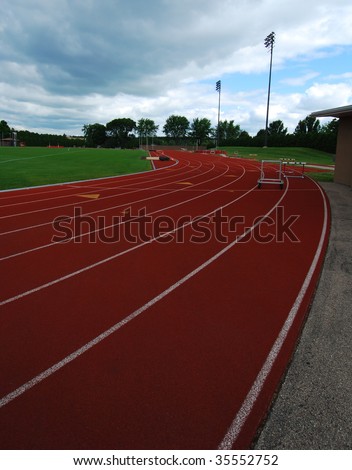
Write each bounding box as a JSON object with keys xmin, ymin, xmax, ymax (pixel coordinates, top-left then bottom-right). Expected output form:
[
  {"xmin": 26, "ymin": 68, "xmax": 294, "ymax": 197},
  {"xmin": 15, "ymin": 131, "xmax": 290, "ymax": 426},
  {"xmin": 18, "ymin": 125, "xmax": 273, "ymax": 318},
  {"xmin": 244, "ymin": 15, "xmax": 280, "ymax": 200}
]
[
  {"xmin": 0, "ymin": 158, "xmax": 189, "ymax": 210},
  {"xmin": 150, "ymin": 157, "xmax": 156, "ymax": 171},
  {"xmin": 0, "ymin": 149, "xmax": 85, "ymax": 165},
  {"xmin": 0, "ymin": 180, "xmax": 288, "ymax": 409},
  {"xmin": 218, "ymin": 179, "xmax": 328, "ymax": 449},
  {"xmin": 0, "ymin": 158, "xmax": 199, "ymax": 218},
  {"xmin": 0, "ymin": 161, "xmax": 243, "ymax": 259},
  {"xmin": 0, "ymin": 160, "xmax": 219, "ymax": 243},
  {"xmin": 0, "ymin": 164, "xmax": 194, "ymax": 219},
  {"xmin": 0, "ymin": 164, "xmax": 250, "ymax": 282},
  {"xmin": 0, "ymin": 160, "xmax": 212, "ymax": 232},
  {"xmin": 0, "ymin": 155, "xmax": 179, "ymax": 200}
]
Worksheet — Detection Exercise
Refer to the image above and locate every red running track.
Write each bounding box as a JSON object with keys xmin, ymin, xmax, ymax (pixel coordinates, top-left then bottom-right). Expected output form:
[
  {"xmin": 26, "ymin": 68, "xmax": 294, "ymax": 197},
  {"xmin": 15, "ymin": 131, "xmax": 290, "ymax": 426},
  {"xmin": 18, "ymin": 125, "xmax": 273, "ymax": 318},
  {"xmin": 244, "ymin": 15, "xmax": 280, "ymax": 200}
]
[{"xmin": 0, "ymin": 150, "xmax": 330, "ymax": 449}]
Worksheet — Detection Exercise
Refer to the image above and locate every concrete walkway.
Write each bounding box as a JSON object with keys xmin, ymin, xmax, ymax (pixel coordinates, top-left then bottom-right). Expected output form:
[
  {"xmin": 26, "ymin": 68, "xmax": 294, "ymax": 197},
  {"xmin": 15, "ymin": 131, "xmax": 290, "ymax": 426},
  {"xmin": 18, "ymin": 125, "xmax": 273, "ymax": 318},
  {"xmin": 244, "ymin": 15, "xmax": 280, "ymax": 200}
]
[{"xmin": 255, "ymin": 182, "xmax": 352, "ymax": 450}]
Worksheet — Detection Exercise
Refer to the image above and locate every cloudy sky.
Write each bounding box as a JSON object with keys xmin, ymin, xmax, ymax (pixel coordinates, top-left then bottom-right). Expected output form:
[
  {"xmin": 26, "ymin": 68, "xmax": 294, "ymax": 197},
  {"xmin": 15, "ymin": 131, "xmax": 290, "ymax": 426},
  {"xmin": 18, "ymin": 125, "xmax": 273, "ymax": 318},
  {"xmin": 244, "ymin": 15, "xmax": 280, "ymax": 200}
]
[{"xmin": 1, "ymin": 0, "xmax": 352, "ymax": 136}]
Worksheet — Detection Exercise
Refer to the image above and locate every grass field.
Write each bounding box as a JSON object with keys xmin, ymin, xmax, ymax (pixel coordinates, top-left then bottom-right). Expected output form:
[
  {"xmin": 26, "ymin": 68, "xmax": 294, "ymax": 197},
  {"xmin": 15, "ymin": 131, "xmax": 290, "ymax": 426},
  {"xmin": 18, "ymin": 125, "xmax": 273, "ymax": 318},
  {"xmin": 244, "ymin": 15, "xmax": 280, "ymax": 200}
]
[
  {"xmin": 221, "ymin": 146, "xmax": 335, "ymax": 182},
  {"xmin": 221, "ymin": 146, "xmax": 335, "ymax": 165},
  {"xmin": 0, "ymin": 147, "xmax": 151, "ymax": 190}
]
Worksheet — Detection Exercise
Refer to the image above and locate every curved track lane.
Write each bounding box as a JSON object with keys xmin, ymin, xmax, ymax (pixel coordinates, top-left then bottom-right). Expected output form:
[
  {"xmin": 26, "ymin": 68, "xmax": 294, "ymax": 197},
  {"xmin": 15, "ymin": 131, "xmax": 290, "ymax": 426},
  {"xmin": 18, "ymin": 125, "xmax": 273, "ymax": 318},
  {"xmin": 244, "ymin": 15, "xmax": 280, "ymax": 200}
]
[{"xmin": 0, "ymin": 150, "xmax": 329, "ymax": 449}]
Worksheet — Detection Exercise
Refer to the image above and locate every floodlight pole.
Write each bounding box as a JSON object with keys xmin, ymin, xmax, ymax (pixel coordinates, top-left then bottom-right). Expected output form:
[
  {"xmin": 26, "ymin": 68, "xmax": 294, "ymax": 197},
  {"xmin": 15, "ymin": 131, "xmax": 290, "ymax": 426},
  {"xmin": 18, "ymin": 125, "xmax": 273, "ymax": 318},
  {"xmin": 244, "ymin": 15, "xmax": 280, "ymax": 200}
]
[
  {"xmin": 264, "ymin": 32, "xmax": 275, "ymax": 147},
  {"xmin": 216, "ymin": 80, "xmax": 221, "ymax": 148}
]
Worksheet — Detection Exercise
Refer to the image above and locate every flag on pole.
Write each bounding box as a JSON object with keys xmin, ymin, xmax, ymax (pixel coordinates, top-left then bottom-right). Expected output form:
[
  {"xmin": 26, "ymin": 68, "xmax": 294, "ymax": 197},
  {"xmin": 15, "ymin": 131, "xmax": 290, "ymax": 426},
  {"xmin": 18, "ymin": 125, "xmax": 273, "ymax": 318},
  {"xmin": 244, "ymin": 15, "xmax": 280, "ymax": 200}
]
[{"xmin": 216, "ymin": 80, "xmax": 221, "ymax": 92}]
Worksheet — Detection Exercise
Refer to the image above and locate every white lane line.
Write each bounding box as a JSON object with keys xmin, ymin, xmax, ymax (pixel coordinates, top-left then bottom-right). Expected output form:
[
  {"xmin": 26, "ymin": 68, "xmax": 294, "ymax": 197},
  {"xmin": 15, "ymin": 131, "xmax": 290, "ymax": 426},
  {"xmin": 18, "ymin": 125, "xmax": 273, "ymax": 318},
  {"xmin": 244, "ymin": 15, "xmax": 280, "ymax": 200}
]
[
  {"xmin": 0, "ymin": 156, "xmax": 180, "ymax": 198},
  {"xmin": 0, "ymin": 164, "xmax": 247, "ymax": 286},
  {"xmin": 0, "ymin": 162, "xmax": 198, "ymax": 226},
  {"xmin": 0, "ymin": 158, "xmax": 198, "ymax": 219},
  {"xmin": 0, "ymin": 158, "xmax": 189, "ymax": 211},
  {"xmin": 0, "ymin": 149, "xmax": 85, "ymax": 165},
  {"xmin": 0, "ymin": 161, "xmax": 213, "ymax": 234},
  {"xmin": 0, "ymin": 180, "xmax": 288, "ymax": 409},
  {"xmin": 218, "ymin": 179, "xmax": 329, "ymax": 449},
  {"xmin": 0, "ymin": 162, "xmax": 235, "ymax": 259}
]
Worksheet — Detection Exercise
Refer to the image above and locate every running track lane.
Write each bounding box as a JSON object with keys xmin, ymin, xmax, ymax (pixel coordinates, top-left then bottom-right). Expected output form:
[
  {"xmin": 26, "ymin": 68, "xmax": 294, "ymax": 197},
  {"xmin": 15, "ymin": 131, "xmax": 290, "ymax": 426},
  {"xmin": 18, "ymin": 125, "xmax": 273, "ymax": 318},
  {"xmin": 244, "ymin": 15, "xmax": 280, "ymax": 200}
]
[{"xmin": 0, "ymin": 150, "xmax": 330, "ymax": 449}]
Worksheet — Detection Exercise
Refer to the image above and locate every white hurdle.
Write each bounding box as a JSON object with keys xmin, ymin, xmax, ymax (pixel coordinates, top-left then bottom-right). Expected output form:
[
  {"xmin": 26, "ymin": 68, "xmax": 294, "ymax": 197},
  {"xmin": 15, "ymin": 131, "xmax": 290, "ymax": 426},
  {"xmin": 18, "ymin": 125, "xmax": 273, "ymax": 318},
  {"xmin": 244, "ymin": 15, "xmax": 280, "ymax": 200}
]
[
  {"xmin": 281, "ymin": 159, "xmax": 306, "ymax": 179},
  {"xmin": 257, "ymin": 160, "xmax": 284, "ymax": 189}
]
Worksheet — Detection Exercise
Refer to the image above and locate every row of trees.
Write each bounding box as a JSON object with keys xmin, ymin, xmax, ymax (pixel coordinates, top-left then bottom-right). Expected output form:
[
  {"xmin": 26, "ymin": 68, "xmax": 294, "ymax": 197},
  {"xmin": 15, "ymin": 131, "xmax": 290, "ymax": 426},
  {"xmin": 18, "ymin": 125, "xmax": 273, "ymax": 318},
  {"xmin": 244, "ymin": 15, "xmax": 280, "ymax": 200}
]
[
  {"xmin": 82, "ymin": 115, "xmax": 338, "ymax": 153},
  {"xmin": 1, "ymin": 115, "xmax": 338, "ymax": 153},
  {"xmin": 0, "ymin": 120, "xmax": 83, "ymax": 147},
  {"xmin": 82, "ymin": 116, "xmax": 245, "ymax": 148}
]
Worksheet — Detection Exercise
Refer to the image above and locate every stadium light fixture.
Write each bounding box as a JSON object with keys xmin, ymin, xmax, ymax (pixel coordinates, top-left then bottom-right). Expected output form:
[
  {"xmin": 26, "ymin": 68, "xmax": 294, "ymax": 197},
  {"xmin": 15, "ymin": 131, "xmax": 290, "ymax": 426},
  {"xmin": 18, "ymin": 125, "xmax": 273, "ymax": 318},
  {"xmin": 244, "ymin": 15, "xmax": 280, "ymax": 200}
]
[
  {"xmin": 264, "ymin": 31, "xmax": 275, "ymax": 147},
  {"xmin": 216, "ymin": 80, "xmax": 221, "ymax": 148}
]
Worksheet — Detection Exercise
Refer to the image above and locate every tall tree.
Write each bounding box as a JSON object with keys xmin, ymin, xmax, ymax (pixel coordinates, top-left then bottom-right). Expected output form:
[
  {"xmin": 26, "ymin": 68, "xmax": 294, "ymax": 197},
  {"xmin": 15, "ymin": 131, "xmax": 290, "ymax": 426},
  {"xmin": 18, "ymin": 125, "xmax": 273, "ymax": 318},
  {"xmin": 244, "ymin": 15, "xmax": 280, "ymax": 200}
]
[
  {"xmin": 137, "ymin": 118, "xmax": 158, "ymax": 147},
  {"xmin": 268, "ymin": 120, "xmax": 287, "ymax": 136},
  {"xmin": 189, "ymin": 117, "xmax": 212, "ymax": 145},
  {"xmin": 294, "ymin": 116, "xmax": 321, "ymax": 134},
  {"xmin": 106, "ymin": 118, "xmax": 136, "ymax": 147},
  {"xmin": 0, "ymin": 120, "xmax": 11, "ymax": 138},
  {"xmin": 163, "ymin": 115, "xmax": 189, "ymax": 143},
  {"xmin": 319, "ymin": 118, "xmax": 339, "ymax": 153},
  {"xmin": 216, "ymin": 120, "xmax": 242, "ymax": 142},
  {"xmin": 82, "ymin": 123, "xmax": 106, "ymax": 147},
  {"xmin": 320, "ymin": 118, "xmax": 338, "ymax": 136}
]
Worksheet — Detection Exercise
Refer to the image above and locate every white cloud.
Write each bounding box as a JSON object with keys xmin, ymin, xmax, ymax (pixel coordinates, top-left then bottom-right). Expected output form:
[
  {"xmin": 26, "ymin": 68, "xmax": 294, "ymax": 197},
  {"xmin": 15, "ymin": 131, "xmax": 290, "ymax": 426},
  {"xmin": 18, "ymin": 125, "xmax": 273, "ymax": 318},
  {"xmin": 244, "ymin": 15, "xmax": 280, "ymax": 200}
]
[
  {"xmin": 298, "ymin": 82, "xmax": 352, "ymax": 111},
  {"xmin": 280, "ymin": 72, "xmax": 320, "ymax": 87},
  {"xmin": 327, "ymin": 72, "xmax": 352, "ymax": 81},
  {"xmin": 1, "ymin": 0, "xmax": 352, "ymax": 135}
]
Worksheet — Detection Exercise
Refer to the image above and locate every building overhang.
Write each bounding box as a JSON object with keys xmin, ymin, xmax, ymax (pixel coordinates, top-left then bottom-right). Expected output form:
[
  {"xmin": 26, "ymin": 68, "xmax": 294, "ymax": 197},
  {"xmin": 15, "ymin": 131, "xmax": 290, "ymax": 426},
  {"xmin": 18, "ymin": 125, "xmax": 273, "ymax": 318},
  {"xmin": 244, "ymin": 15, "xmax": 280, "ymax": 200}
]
[{"xmin": 310, "ymin": 105, "xmax": 352, "ymax": 119}]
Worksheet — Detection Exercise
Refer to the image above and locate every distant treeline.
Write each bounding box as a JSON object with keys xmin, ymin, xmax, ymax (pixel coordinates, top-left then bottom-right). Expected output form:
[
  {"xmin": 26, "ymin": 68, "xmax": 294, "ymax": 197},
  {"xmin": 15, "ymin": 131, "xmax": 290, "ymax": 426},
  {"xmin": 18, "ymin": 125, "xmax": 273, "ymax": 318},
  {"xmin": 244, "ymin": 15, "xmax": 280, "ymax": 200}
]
[
  {"xmin": 16, "ymin": 130, "xmax": 84, "ymax": 148},
  {"xmin": 0, "ymin": 120, "xmax": 84, "ymax": 147},
  {"xmin": 82, "ymin": 115, "xmax": 338, "ymax": 154},
  {"xmin": 0, "ymin": 115, "xmax": 338, "ymax": 154}
]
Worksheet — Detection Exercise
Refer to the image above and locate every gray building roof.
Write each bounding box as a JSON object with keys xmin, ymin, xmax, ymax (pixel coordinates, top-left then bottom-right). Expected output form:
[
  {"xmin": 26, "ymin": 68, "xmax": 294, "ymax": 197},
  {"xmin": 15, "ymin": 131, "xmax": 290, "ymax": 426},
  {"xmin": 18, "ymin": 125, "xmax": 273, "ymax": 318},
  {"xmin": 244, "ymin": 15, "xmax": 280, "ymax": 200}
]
[{"xmin": 310, "ymin": 104, "xmax": 352, "ymax": 118}]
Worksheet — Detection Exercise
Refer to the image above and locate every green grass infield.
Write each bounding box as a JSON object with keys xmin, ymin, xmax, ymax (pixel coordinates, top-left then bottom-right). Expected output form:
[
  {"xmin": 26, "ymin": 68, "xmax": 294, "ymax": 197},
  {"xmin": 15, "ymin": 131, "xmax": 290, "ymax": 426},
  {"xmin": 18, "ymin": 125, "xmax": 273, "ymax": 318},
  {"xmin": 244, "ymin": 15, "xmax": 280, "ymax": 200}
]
[
  {"xmin": 0, "ymin": 147, "xmax": 151, "ymax": 190},
  {"xmin": 221, "ymin": 146, "xmax": 335, "ymax": 166}
]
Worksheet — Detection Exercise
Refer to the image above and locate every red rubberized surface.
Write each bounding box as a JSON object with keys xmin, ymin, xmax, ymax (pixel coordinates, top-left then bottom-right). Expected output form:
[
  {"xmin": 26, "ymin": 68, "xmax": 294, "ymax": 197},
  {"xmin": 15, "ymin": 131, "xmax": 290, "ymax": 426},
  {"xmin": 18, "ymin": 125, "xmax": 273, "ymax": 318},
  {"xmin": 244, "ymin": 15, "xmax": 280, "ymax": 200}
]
[{"xmin": 0, "ymin": 150, "xmax": 330, "ymax": 449}]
